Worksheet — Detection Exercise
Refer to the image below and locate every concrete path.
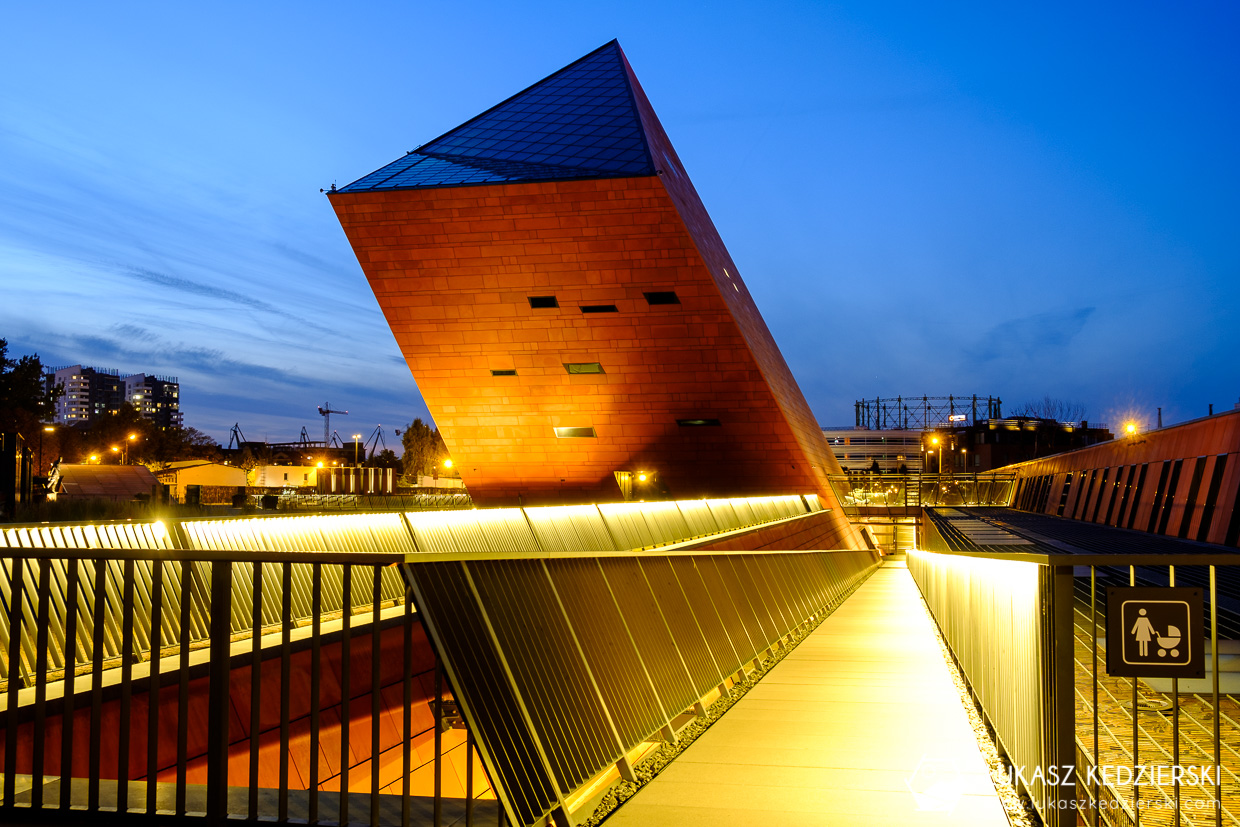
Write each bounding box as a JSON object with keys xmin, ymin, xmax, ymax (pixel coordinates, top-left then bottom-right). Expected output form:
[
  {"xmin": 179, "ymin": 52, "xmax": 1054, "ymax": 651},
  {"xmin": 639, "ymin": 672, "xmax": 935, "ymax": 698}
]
[{"xmin": 605, "ymin": 560, "xmax": 1009, "ymax": 826}]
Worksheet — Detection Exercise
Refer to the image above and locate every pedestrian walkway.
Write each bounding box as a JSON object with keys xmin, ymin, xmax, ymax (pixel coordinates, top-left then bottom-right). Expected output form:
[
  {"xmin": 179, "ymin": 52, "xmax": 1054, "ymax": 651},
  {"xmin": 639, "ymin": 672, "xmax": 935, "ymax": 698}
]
[{"xmin": 606, "ymin": 559, "xmax": 1009, "ymax": 826}]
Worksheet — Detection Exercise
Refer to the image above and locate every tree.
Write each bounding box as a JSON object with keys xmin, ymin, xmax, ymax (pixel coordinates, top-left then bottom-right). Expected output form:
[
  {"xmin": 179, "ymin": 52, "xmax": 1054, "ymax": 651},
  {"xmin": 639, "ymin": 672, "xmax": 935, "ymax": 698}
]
[
  {"xmin": 1012, "ymin": 396, "xmax": 1087, "ymax": 423},
  {"xmin": 0, "ymin": 338, "xmax": 58, "ymax": 434},
  {"xmin": 78, "ymin": 403, "xmax": 156, "ymax": 464},
  {"xmin": 400, "ymin": 418, "xmax": 448, "ymax": 481},
  {"xmin": 148, "ymin": 425, "xmax": 222, "ymax": 466},
  {"xmin": 368, "ymin": 448, "xmax": 400, "ymax": 469}
]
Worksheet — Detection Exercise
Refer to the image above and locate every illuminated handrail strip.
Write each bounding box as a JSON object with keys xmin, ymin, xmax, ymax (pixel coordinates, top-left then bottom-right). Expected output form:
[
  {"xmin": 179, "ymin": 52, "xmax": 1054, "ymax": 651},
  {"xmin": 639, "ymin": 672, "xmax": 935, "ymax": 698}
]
[{"xmin": 0, "ymin": 493, "xmax": 827, "ymax": 684}]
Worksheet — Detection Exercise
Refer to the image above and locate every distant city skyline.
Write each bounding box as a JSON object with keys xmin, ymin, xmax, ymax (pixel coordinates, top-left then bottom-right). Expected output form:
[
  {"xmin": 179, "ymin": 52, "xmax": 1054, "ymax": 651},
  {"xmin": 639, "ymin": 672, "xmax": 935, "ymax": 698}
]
[{"xmin": 3, "ymin": 2, "xmax": 1237, "ymax": 444}]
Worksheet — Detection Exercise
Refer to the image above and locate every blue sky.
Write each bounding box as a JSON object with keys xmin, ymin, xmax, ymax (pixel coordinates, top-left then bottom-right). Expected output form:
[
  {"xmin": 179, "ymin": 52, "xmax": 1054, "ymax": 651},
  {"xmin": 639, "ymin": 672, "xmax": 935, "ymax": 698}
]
[{"xmin": 2, "ymin": 1, "xmax": 1237, "ymax": 443}]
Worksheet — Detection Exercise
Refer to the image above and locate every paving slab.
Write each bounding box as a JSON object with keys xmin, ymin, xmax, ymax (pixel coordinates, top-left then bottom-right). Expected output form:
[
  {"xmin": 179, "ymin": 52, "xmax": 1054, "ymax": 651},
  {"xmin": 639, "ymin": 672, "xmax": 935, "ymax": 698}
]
[{"xmin": 605, "ymin": 562, "xmax": 1009, "ymax": 827}]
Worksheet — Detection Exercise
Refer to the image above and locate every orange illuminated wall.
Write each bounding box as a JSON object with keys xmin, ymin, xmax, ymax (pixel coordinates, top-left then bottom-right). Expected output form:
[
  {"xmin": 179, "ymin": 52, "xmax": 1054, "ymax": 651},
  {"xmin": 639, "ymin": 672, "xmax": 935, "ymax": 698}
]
[
  {"xmin": 1005, "ymin": 409, "xmax": 1240, "ymax": 546},
  {"xmin": 328, "ymin": 41, "xmax": 857, "ymax": 548}
]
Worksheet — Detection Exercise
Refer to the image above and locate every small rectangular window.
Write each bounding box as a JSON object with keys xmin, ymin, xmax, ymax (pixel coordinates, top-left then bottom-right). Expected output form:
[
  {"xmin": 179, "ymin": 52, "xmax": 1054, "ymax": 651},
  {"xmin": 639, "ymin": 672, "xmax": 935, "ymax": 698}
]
[
  {"xmin": 676, "ymin": 418, "xmax": 721, "ymax": 426},
  {"xmin": 644, "ymin": 291, "xmax": 680, "ymax": 305},
  {"xmin": 491, "ymin": 369, "xmax": 517, "ymax": 376},
  {"xmin": 564, "ymin": 362, "xmax": 604, "ymax": 374},
  {"xmin": 528, "ymin": 296, "xmax": 558, "ymax": 308},
  {"xmin": 554, "ymin": 427, "xmax": 596, "ymax": 438},
  {"xmin": 580, "ymin": 305, "xmax": 618, "ymax": 313}
]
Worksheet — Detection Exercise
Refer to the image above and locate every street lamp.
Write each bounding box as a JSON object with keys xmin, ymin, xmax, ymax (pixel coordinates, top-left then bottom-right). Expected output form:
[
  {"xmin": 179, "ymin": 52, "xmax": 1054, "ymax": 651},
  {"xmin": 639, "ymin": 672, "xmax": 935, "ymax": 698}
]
[
  {"xmin": 444, "ymin": 458, "xmax": 454, "ymax": 469},
  {"xmin": 352, "ymin": 433, "xmax": 362, "ymax": 466},
  {"xmin": 112, "ymin": 433, "xmax": 138, "ymax": 464},
  {"xmin": 1125, "ymin": 422, "xmax": 1137, "ymax": 435},
  {"xmin": 39, "ymin": 425, "xmax": 54, "ymax": 475}
]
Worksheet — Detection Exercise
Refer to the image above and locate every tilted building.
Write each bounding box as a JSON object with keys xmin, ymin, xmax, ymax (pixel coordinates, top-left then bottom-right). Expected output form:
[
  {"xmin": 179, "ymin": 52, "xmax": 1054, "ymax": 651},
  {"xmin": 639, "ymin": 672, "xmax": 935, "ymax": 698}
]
[{"xmin": 329, "ymin": 41, "xmax": 858, "ymax": 551}]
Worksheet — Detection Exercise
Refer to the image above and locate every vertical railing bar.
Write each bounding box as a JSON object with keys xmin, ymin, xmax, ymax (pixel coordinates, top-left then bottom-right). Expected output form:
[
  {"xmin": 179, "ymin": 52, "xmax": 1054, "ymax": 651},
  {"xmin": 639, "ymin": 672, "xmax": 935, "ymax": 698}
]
[
  {"xmin": 60, "ymin": 558, "xmax": 80, "ymax": 812},
  {"xmin": 117, "ymin": 558, "xmax": 135, "ymax": 814},
  {"xmin": 31, "ymin": 559, "xmax": 52, "ymax": 809},
  {"xmin": 402, "ymin": 584, "xmax": 412, "ymax": 827},
  {"xmin": 1131, "ymin": 564, "xmax": 1140, "ymax": 827},
  {"xmin": 309, "ymin": 565, "xmax": 321, "ymax": 825},
  {"xmin": 1211, "ymin": 565, "xmax": 1220, "ymax": 827},
  {"xmin": 279, "ymin": 561, "xmax": 292, "ymax": 822},
  {"xmin": 340, "ymin": 563, "xmax": 351, "ymax": 827},
  {"xmin": 176, "ymin": 560, "xmax": 192, "ymax": 817},
  {"xmin": 466, "ymin": 731, "xmax": 474, "ymax": 827},
  {"xmin": 371, "ymin": 567, "xmax": 381, "ymax": 827},
  {"xmin": 88, "ymin": 558, "xmax": 105, "ymax": 811},
  {"xmin": 1091, "ymin": 565, "xmax": 1099, "ymax": 827},
  {"xmin": 3, "ymin": 558, "xmax": 22, "ymax": 807},
  {"xmin": 147, "ymin": 559, "xmax": 163, "ymax": 816},
  {"xmin": 206, "ymin": 560, "xmax": 233, "ymax": 823},
  {"xmin": 1170, "ymin": 564, "xmax": 1180, "ymax": 827},
  {"xmin": 248, "ymin": 561, "xmax": 263, "ymax": 821},
  {"xmin": 434, "ymin": 663, "xmax": 442, "ymax": 827}
]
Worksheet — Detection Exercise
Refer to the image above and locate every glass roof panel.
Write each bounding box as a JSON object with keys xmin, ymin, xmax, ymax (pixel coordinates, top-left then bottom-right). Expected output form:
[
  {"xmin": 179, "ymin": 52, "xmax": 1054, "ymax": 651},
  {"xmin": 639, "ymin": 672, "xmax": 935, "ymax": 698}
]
[{"xmin": 339, "ymin": 41, "xmax": 655, "ymax": 193}]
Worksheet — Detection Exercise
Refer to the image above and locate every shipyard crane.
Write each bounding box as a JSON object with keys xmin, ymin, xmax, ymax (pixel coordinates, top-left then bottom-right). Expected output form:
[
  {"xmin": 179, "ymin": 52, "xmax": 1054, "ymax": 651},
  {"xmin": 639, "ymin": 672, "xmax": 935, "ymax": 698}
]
[
  {"xmin": 317, "ymin": 402, "xmax": 348, "ymax": 446},
  {"xmin": 363, "ymin": 425, "xmax": 387, "ymax": 460},
  {"xmin": 227, "ymin": 423, "xmax": 248, "ymax": 450}
]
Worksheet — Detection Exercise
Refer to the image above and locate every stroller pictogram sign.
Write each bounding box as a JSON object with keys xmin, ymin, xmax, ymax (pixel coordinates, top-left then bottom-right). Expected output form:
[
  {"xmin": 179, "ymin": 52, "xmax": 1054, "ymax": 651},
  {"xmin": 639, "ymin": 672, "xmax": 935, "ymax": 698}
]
[{"xmin": 1106, "ymin": 587, "xmax": 1203, "ymax": 679}]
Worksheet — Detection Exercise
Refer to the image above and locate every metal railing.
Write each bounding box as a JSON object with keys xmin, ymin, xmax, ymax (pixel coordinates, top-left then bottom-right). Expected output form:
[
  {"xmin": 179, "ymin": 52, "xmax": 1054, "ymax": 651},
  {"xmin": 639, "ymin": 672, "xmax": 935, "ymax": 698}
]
[
  {"xmin": 827, "ymin": 473, "xmax": 1016, "ymax": 516},
  {"xmin": 0, "ymin": 492, "xmax": 854, "ymax": 827},
  {"xmin": 910, "ymin": 546, "xmax": 1237, "ymax": 827},
  {"xmin": 250, "ymin": 493, "xmax": 475, "ymax": 512},
  {"xmin": 0, "ymin": 546, "xmax": 500, "ymax": 826}
]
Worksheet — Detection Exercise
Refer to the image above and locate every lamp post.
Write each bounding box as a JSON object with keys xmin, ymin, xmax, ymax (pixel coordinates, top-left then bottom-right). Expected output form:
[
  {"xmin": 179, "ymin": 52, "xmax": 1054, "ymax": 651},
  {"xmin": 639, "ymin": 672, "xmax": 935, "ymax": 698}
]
[
  {"xmin": 112, "ymin": 433, "xmax": 138, "ymax": 464},
  {"xmin": 39, "ymin": 425, "xmax": 54, "ymax": 475},
  {"xmin": 352, "ymin": 434, "xmax": 362, "ymax": 467}
]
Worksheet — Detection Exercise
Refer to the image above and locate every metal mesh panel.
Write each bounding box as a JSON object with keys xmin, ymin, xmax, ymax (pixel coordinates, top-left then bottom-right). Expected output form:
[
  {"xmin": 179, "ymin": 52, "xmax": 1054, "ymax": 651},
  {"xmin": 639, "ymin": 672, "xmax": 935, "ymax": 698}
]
[
  {"xmin": 676, "ymin": 500, "xmax": 721, "ymax": 537},
  {"xmin": 745, "ymin": 554, "xmax": 793, "ymax": 633},
  {"xmin": 597, "ymin": 557, "xmax": 700, "ymax": 715},
  {"xmin": 466, "ymin": 559, "xmax": 620, "ymax": 794},
  {"xmin": 596, "ymin": 503, "xmax": 657, "ymax": 550},
  {"xmin": 523, "ymin": 505, "xmax": 617, "ymax": 553},
  {"xmin": 0, "ymin": 522, "xmax": 173, "ymax": 551},
  {"xmin": 729, "ymin": 499, "xmax": 759, "ymax": 527},
  {"xmin": 698, "ymin": 557, "xmax": 762, "ymax": 658},
  {"xmin": 407, "ymin": 508, "xmax": 540, "ymax": 554},
  {"xmin": 727, "ymin": 556, "xmax": 781, "ymax": 645},
  {"xmin": 636, "ymin": 557, "xmax": 723, "ymax": 695},
  {"xmin": 667, "ymin": 557, "xmax": 742, "ymax": 678},
  {"xmin": 545, "ymin": 559, "xmax": 666, "ymax": 747},
  {"xmin": 703, "ymin": 499, "xmax": 741, "ymax": 531},
  {"xmin": 636, "ymin": 501, "xmax": 693, "ymax": 546},
  {"xmin": 181, "ymin": 513, "xmax": 415, "ymax": 555},
  {"xmin": 405, "ymin": 562, "xmax": 557, "ymax": 827}
]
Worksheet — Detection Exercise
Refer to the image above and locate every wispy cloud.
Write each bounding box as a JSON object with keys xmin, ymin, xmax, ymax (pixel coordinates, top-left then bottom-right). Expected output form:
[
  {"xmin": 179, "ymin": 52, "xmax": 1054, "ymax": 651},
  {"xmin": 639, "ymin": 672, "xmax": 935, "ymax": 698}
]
[
  {"xmin": 124, "ymin": 266, "xmax": 331, "ymax": 332},
  {"xmin": 967, "ymin": 306, "xmax": 1096, "ymax": 364}
]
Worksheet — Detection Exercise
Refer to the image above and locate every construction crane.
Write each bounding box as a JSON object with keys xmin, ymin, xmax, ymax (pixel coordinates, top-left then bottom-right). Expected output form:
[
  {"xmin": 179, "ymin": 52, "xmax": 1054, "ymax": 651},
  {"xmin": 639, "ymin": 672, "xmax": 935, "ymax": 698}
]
[
  {"xmin": 227, "ymin": 423, "xmax": 248, "ymax": 450},
  {"xmin": 317, "ymin": 402, "xmax": 348, "ymax": 445},
  {"xmin": 363, "ymin": 425, "xmax": 387, "ymax": 460}
]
